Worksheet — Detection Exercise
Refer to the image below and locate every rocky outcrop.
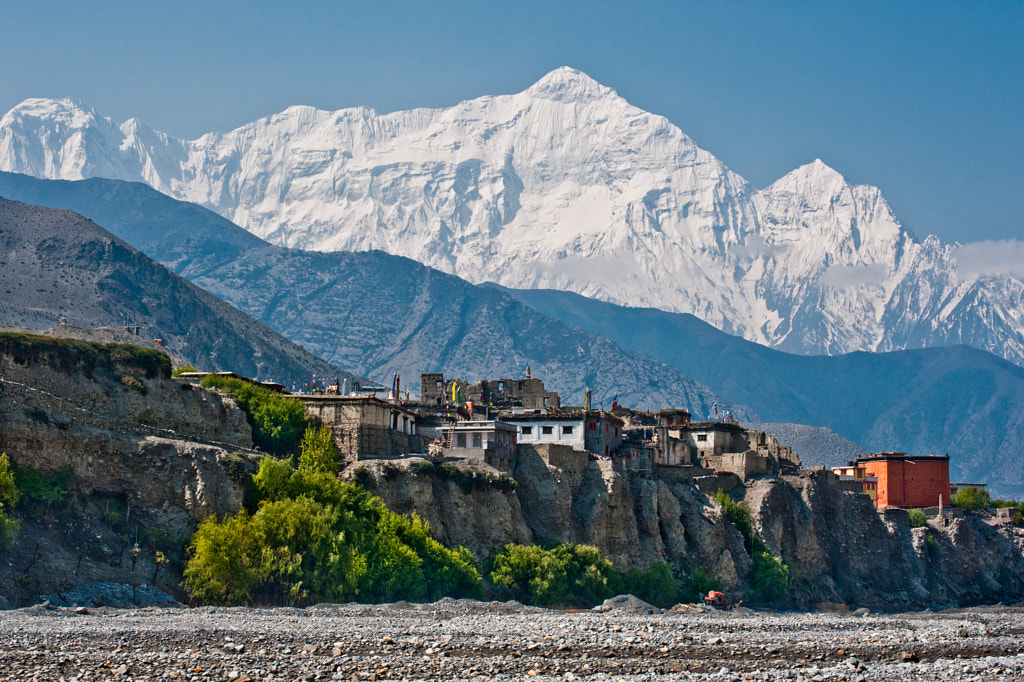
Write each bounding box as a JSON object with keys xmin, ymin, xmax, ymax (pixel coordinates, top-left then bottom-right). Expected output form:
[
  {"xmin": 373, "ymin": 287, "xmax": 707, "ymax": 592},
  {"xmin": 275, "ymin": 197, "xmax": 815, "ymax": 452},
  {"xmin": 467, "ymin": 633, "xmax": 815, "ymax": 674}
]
[
  {"xmin": 358, "ymin": 449, "xmax": 1024, "ymax": 609},
  {"xmin": 743, "ymin": 471, "xmax": 1024, "ymax": 609},
  {"xmin": 353, "ymin": 445, "xmax": 751, "ymax": 591},
  {"xmin": 0, "ymin": 335, "xmax": 258, "ymax": 603}
]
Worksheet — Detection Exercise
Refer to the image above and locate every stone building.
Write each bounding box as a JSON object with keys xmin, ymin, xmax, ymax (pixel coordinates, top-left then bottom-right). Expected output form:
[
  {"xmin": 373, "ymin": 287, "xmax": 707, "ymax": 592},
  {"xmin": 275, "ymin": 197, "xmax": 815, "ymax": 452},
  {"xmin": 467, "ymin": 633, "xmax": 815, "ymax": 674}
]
[
  {"xmin": 420, "ymin": 369, "xmax": 560, "ymax": 410},
  {"xmin": 299, "ymin": 395, "xmax": 420, "ymax": 461},
  {"xmin": 441, "ymin": 420, "xmax": 519, "ymax": 472}
]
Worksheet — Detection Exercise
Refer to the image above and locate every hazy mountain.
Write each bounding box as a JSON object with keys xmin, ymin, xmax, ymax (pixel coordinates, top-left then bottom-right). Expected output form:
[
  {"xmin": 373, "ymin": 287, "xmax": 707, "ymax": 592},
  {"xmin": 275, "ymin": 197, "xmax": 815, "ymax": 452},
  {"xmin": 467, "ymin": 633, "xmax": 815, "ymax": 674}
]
[
  {"xmin": 0, "ymin": 196, "xmax": 361, "ymax": 388},
  {"xmin": 495, "ymin": 286, "xmax": 1024, "ymax": 496},
  {"xmin": 6, "ymin": 172, "xmax": 1023, "ymax": 494},
  {"xmin": 0, "ymin": 174, "xmax": 743, "ymax": 416},
  {"xmin": 3, "ymin": 69, "xmax": 1023, "ymax": 367}
]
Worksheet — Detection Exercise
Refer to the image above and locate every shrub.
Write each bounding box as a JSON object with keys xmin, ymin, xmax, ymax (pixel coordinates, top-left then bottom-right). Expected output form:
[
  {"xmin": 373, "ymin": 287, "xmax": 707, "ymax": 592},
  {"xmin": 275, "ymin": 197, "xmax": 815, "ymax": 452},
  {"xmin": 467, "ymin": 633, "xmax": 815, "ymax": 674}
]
[
  {"xmin": 680, "ymin": 569, "xmax": 722, "ymax": 604},
  {"xmin": 0, "ymin": 454, "xmax": 21, "ymax": 546},
  {"xmin": 908, "ymin": 508, "xmax": 928, "ymax": 528},
  {"xmin": 184, "ymin": 456, "xmax": 482, "ymax": 605},
  {"xmin": 714, "ymin": 490, "xmax": 793, "ymax": 607},
  {"xmin": 121, "ymin": 374, "xmax": 148, "ymax": 395},
  {"xmin": 12, "ymin": 464, "xmax": 71, "ymax": 507},
  {"xmin": 622, "ymin": 562, "xmax": 678, "ymax": 608},
  {"xmin": 172, "ymin": 363, "xmax": 198, "ymax": 377},
  {"xmin": 200, "ymin": 375, "xmax": 310, "ymax": 454},
  {"xmin": 487, "ymin": 543, "xmax": 621, "ymax": 608},
  {"xmin": 298, "ymin": 424, "xmax": 340, "ymax": 474},
  {"xmin": 952, "ymin": 487, "xmax": 991, "ymax": 511}
]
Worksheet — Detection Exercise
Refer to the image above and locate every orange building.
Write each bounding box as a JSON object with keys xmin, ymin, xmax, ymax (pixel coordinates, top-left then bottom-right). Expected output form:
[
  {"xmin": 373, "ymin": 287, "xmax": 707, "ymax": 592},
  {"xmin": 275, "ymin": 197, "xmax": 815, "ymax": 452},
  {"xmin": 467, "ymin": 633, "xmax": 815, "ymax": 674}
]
[{"xmin": 855, "ymin": 452, "xmax": 950, "ymax": 509}]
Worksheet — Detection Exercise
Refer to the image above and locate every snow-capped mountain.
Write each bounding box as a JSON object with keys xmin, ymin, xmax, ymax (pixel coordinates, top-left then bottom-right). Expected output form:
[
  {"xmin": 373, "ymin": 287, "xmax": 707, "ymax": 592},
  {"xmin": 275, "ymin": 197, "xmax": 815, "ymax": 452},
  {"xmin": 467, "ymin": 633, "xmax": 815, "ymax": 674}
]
[{"xmin": 3, "ymin": 67, "xmax": 1022, "ymax": 364}]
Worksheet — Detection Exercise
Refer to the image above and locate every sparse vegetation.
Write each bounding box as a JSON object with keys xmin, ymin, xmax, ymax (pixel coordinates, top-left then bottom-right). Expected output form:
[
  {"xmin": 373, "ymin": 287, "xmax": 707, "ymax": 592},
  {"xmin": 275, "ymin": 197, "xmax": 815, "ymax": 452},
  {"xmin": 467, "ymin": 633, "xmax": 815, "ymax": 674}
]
[
  {"xmin": 909, "ymin": 508, "xmax": 928, "ymax": 528},
  {"xmin": 408, "ymin": 460, "xmax": 518, "ymax": 493},
  {"xmin": 172, "ymin": 363, "xmax": 198, "ymax": 377},
  {"xmin": 0, "ymin": 332, "xmax": 171, "ymax": 380},
  {"xmin": 714, "ymin": 490, "xmax": 793, "ymax": 607},
  {"xmin": 200, "ymin": 375, "xmax": 310, "ymax": 454}
]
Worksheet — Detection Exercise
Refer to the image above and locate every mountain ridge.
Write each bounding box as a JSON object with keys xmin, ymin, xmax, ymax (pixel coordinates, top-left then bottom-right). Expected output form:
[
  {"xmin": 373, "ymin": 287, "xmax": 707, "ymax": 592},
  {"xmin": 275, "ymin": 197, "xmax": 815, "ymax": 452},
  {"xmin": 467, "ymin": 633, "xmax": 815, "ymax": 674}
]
[{"xmin": 6, "ymin": 69, "xmax": 1022, "ymax": 366}]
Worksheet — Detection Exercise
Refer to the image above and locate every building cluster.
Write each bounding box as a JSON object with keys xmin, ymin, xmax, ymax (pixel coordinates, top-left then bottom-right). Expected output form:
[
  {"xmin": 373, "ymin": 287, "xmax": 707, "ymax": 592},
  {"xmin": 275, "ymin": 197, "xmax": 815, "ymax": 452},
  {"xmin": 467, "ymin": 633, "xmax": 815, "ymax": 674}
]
[{"xmin": 178, "ymin": 369, "xmax": 972, "ymax": 512}]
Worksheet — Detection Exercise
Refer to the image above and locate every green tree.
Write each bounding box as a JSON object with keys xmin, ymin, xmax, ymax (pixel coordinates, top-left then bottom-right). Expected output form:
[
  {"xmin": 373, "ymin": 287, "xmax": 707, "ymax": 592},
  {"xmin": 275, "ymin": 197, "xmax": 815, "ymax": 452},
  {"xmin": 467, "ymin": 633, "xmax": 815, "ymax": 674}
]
[
  {"xmin": 200, "ymin": 376, "xmax": 310, "ymax": 454},
  {"xmin": 298, "ymin": 424, "xmax": 340, "ymax": 474},
  {"xmin": 908, "ymin": 508, "xmax": 928, "ymax": 528},
  {"xmin": 184, "ymin": 456, "xmax": 481, "ymax": 606},
  {"xmin": 487, "ymin": 543, "xmax": 621, "ymax": 608},
  {"xmin": 952, "ymin": 487, "xmax": 991, "ymax": 511},
  {"xmin": 623, "ymin": 562, "xmax": 678, "ymax": 608}
]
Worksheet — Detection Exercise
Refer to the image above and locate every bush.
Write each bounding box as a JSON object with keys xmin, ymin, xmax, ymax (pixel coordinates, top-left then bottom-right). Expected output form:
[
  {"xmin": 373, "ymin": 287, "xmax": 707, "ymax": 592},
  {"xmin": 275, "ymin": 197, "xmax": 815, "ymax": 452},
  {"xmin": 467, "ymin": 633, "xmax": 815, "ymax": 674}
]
[
  {"xmin": 12, "ymin": 464, "xmax": 71, "ymax": 507},
  {"xmin": 952, "ymin": 487, "xmax": 991, "ymax": 511},
  {"xmin": 680, "ymin": 569, "xmax": 722, "ymax": 604},
  {"xmin": 714, "ymin": 490, "xmax": 793, "ymax": 606},
  {"xmin": 201, "ymin": 375, "xmax": 310, "ymax": 454},
  {"xmin": 0, "ymin": 454, "xmax": 21, "ymax": 546},
  {"xmin": 172, "ymin": 364, "xmax": 198, "ymax": 377},
  {"xmin": 908, "ymin": 508, "xmax": 928, "ymax": 528},
  {"xmin": 749, "ymin": 551, "xmax": 790, "ymax": 606},
  {"xmin": 487, "ymin": 543, "xmax": 621, "ymax": 608},
  {"xmin": 298, "ymin": 424, "xmax": 340, "ymax": 474},
  {"xmin": 184, "ymin": 457, "xmax": 482, "ymax": 605},
  {"xmin": 622, "ymin": 562, "xmax": 678, "ymax": 608}
]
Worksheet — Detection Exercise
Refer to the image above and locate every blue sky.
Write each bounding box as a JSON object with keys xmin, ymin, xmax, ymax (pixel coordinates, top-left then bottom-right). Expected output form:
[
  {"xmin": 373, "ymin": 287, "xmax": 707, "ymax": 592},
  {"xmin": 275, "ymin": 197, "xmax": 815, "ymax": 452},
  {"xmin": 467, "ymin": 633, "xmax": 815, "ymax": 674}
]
[{"xmin": 1, "ymin": 0, "xmax": 1021, "ymax": 244}]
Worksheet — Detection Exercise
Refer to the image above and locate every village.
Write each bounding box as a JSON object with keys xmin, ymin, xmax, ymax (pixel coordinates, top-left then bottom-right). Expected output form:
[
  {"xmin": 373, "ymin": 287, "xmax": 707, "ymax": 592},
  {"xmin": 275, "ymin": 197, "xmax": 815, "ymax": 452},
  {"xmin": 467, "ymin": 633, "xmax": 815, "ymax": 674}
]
[{"xmin": 175, "ymin": 367, "xmax": 1005, "ymax": 523}]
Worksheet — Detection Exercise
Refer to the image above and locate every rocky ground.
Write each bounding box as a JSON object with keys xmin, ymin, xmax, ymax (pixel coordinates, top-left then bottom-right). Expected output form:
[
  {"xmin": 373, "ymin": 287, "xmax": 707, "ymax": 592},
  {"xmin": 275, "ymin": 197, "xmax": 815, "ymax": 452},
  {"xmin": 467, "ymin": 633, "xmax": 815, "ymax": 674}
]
[{"xmin": 1, "ymin": 598, "xmax": 1022, "ymax": 681}]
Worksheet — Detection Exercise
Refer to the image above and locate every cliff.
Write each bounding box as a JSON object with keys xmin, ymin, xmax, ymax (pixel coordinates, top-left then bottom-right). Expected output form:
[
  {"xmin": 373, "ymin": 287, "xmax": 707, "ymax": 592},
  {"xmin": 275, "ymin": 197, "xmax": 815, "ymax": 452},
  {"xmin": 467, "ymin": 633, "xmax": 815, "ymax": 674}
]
[
  {"xmin": 354, "ymin": 447, "xmax": 1024, "ymax": 610},
  {"xmin": 0, "ymin": 334, "xmax": 257, "ymax": 605}
]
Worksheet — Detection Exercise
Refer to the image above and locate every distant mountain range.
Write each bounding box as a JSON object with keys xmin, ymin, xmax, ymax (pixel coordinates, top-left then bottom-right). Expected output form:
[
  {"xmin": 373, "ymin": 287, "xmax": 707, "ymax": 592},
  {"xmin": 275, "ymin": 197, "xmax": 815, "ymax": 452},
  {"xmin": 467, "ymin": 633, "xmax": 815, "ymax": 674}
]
[
  {"xmin": 2, "ymin": 172, "xmax": 1022, "ymax": 495},
  {"xmin": 0, "ymin": 195, "xmax": 361, "ymax": 387},
  {"xmin": 3, "ymin": 68, "xmax": 1024, "ymax": 369},
  {"xmin": 0, "ymin": 172, "xmax": 741, "ymax": 418}
]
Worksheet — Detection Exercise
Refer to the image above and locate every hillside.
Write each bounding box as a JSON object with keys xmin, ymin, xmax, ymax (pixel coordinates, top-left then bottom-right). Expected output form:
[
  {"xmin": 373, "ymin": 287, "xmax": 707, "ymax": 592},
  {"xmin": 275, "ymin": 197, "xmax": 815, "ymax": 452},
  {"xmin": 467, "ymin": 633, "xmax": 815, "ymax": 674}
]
[
  {"xmin": 0, "ymin": 197, "xmax": 361, "ymax": 387},
  {"xmin": 0, "ymin": 175, "xmax": 743, "ymax": 415},
  {"xmin": 496, "ymin": 286, "xmax": 1024, "ymax": 495}
]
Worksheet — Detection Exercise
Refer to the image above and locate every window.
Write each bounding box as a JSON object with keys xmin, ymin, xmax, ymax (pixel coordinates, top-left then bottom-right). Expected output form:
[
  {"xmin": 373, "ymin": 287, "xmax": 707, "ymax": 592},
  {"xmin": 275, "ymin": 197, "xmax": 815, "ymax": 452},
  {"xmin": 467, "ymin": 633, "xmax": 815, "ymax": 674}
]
[
  {"xmin": 562, "ymin": 425, "xmax": 574, "ymax": 435},
  {"xmin": 472, "ymin": 433, "xmax": 482, "ymax": 448},
  {"xmin": 543, "ymin": 397, "xmax": 549, "ymax": 406},
  {"xmin": 522, "ymin": 426, "xmax": 533, "ymax": 435},
  {"xmin": 498, "ymin": 381, "xmax": 504, "ymax": 391},
  {"xmin": 588, "ymin": 421, "xmax": 597, "ymax": 431},
  {"xmin": 697, "ymin": 434, "xmax": 708, "ymax": 442},
  {"xmin": 456, "ymin": 433, "xmax": 466, "ymax": 448},
  {"xmin": 541, "ymin": 426, "xmax": 553, "ymax": 435}
]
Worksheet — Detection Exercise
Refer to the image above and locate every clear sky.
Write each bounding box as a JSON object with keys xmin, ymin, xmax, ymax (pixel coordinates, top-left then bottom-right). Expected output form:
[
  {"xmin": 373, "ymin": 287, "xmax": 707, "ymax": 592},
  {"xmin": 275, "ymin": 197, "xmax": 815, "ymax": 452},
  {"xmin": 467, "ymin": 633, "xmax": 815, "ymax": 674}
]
[{"xmin": 1, "ymin": 0, "xmax": 1021, "ymax": 244}]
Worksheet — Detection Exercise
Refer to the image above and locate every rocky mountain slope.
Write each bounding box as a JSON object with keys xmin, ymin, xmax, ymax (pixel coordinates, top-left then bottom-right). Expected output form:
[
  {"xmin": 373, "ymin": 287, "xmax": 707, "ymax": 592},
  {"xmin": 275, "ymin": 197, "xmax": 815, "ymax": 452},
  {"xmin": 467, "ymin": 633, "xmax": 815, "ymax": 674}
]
[
  {"xmin": 0, "ymin": 175, "xmax": 744, "ymax": 415},
  {"xmin": 499, "ymin": 286, "xmax": 1024, "ymax": 496},
  {"xmin": 0, "ymin": 197, "xmax": 361, "ymax": 387},
  {"xmin": 3, "ymin": 69, "xmax": 1023, "ymax": 366}
]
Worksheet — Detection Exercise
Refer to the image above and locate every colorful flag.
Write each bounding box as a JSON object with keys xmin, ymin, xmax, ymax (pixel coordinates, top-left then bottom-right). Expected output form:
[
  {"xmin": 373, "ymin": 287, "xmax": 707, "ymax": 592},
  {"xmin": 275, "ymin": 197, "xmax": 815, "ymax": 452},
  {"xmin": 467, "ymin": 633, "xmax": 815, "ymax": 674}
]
[
  {"xmin": 611, "ymin": 394, "xmax": 618, "ymax": 411},
  {"xmin": 584, "ymin": 388, "xmax": 591, "ymax": 411}
]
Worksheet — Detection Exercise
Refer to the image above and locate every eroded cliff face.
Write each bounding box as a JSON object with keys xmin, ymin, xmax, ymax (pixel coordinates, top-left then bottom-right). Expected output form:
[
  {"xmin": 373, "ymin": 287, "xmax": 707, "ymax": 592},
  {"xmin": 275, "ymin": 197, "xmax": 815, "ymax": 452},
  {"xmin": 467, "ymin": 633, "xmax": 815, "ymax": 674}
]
[
  {"xmin": 0, "ymin": 339, "xmax": 258, "ymax": 603},
  {"xmin": 350, "ymin": 445, "xmax": 752, "ymax": 592},
  {"xmin": 743, "ymin": 472, "xmax": 1024, "ymax": 609},
  {"xmin": 356, "ymin": 450, "xmax": 1024, "ymax": 609}
]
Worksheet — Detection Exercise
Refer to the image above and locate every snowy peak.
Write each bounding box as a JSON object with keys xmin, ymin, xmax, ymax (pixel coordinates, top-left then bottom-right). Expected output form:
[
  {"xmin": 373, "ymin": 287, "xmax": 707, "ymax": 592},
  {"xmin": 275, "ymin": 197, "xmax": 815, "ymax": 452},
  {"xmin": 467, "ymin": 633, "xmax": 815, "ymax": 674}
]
[
  {"xmin": 1, "ymin": 73, "xmax": 1023, "ymax": 368},
  {"xmin": 525, "ymin": 66, "xmax": 619, "ymax": 103}
]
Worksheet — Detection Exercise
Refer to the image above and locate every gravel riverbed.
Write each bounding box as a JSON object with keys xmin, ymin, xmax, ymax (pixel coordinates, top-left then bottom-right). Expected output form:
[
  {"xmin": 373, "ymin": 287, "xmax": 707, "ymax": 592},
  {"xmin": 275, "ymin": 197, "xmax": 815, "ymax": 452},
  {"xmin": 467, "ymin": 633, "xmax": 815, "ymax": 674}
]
[{"xmin": 1, "ymin": 598, "xmax": 1022, "ymax": 681}]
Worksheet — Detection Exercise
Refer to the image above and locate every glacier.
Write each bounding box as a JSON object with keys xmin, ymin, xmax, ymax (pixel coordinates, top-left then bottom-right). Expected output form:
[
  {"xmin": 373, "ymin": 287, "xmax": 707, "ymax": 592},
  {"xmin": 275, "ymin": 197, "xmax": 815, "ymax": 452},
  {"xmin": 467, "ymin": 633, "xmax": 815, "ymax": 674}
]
[{"xmin": 2, "ymin": 66, "xmax": 1023, "ymax": 365}]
